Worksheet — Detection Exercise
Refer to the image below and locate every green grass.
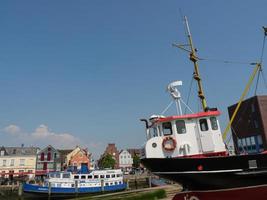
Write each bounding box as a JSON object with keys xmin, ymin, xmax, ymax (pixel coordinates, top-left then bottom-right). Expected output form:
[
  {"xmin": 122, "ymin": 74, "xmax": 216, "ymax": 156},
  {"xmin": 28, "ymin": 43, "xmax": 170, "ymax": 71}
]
[
  {"xmin": 72, "ymin": 189, "xmax": 167, "ymax": 200},
  {"xmin": 124, "ymin": 189, "xmax": 166, "ymax": 200}
]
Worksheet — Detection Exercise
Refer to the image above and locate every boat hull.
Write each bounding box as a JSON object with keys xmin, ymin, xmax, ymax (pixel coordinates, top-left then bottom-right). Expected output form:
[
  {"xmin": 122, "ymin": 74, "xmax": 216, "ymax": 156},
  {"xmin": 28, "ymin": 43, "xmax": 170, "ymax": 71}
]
[
  {"xmin": 172, "ymin": 185, "xmax": 267, "ymax": 200},
  {"xmin": 141, "ymin": 153, "xmax": 267, "ymax": 190},
  {"xmin": 23, "ymin": 183, "xmax": 127, "ymax": 196}
]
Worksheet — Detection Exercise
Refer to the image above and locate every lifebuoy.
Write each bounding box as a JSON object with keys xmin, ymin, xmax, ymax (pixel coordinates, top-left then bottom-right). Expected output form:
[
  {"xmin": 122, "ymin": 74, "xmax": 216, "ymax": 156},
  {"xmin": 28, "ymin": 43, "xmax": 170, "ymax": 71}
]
[{"xmin": 162, "ymin": 136, "xmax": 177, "ymax": 151}]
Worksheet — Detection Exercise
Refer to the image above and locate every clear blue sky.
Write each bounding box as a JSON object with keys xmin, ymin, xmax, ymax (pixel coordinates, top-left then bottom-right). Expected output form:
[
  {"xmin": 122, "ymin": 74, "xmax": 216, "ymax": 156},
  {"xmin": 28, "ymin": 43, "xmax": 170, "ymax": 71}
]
[{"xmin": 0, "ymin": 1, "xmax": 267, "ymax": 158}]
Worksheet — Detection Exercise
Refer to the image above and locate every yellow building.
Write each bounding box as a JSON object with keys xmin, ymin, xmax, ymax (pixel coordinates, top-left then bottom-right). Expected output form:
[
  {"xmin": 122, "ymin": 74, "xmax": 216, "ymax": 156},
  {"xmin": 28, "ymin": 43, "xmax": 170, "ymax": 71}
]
[{"xmin": 0, "ymin": 146, "xmax": 39, "ymax": 179}]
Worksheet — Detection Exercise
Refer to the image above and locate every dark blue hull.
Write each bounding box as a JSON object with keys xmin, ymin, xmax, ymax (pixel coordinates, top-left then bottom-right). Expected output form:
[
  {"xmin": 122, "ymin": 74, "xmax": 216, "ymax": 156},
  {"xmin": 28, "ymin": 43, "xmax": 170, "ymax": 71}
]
[{"xmin": 23, "ymin": 183, "xmax": 127, "ymax": 196}]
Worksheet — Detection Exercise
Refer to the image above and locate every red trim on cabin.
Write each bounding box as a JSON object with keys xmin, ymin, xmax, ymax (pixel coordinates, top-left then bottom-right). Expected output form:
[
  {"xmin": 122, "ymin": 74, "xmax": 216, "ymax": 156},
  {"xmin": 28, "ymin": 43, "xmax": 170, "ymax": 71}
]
[{"xmin": 156, "ymin": 110, "xmax": 221, "ymax": 123}]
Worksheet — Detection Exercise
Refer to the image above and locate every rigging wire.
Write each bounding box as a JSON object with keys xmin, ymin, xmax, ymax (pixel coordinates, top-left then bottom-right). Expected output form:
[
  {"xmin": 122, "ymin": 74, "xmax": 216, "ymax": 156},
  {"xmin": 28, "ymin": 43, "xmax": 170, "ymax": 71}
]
[{"xmin": 184, "ymin": 75, "xmax": 194, "ymax": 114}]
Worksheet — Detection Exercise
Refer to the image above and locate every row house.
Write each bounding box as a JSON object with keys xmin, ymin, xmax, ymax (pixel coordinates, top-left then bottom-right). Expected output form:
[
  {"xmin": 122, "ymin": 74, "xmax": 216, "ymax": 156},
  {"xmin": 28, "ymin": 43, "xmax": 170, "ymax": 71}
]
[
  {"xmin": 65, "ymin": 146, "xmax": 91, "ymax": 171},
  {"xmin": 119, "ymin": 150, "xmax": 133, "ymax": 172},
  {"xmin": 0, "ymin": 146, "xmax": 39, "ymax": 179},
  {"xmin": 35, "ymin": 145, "xmax": 61, "ymax": 176}
]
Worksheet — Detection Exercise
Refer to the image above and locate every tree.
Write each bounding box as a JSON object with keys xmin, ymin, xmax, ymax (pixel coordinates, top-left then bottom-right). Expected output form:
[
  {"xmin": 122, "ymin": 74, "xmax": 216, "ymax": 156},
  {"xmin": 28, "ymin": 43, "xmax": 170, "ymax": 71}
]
[
  {"xmin": 98, "ymin": 154, "xmax": 116, "ymax": 169},
  {"xmin": 132, "ymin": 154, "xmax": 140, "ymax": 169}
]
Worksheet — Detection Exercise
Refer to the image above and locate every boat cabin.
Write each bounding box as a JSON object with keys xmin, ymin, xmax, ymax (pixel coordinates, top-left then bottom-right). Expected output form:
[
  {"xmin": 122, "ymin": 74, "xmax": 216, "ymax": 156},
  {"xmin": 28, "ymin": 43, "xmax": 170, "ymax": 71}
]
[{"xmin": 142, "ymin": 110, "xmax": 227, "ymax": 158}]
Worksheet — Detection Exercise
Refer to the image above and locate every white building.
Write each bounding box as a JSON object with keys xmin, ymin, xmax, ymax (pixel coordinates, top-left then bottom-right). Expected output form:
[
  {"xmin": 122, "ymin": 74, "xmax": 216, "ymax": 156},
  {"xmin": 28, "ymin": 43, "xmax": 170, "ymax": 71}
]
[
  {"xmin": 0, "ymin": 146, "xmax": 39, "ymax": 180},
  {"xmin": 119, "ymin": 150, "xmax": 133, "ymax": 172}
]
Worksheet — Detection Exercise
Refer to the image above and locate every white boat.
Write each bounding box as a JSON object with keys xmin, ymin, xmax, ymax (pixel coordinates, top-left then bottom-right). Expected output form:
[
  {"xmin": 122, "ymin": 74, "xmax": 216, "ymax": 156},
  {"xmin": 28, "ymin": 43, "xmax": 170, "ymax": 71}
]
[{"xmin": 23, "ymin": 169, "xmax": 126, "ymax": 196}]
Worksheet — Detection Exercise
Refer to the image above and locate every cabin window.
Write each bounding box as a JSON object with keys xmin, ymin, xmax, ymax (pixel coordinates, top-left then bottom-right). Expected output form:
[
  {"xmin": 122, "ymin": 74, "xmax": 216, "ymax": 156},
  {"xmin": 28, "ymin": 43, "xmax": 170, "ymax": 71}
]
[
  {"xmin": 100, "ymin": 175, "xmax": 105, "ymax": 179},
  {"xmin": 74, "ymin": 175, "xmax": 79, "ymax": 179},
  {"xmin": 81, "ymin": 175, "xmax": 86, "ymax": 179},
  {"xmin": 116, "ymin": 174, "xmax": 121, "ymax": 177},
  {"xmin": 210, "ymin": 117, "xmax": 218, "ymax": 130},
  {"xmin": 112, "ymin": 174, "xmax": 116, "ymax": 178},
  {"xmin": 199, "ymin": 119, "xmax": 209, "ymax": 131},
  {"xmin": 106, "ymin": 175, "xmax": 110, "ymax": 178},
  {"xmin": 63, "ymin": 173, "xmax": 70, "ymax": 178},
  {"xmin": 105, "ymin": 183, "xmax": 109, "ymax": 186},
  {"xmin": 88, "ymin": 175, "xmax": 92, "ymax": 179},
  {"xmin": 162, "ymin": 122, "xmax": 173, "ymax": 135},
  {"xmin": 55, "ymin": 173, "xmax": 60, "ymax": 178},
  {"xmin": 94, "ymin": 175, "xmax": 99, "ymax": 179},
  {"xmin": 176, "ymin": 120, "xmax": 186, "ymax": 134}
]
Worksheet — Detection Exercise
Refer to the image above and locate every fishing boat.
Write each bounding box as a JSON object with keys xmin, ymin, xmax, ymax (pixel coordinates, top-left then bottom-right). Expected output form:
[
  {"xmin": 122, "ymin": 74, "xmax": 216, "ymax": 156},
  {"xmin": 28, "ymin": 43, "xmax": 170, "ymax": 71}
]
[
  {"xmin": 140, "ymin": 16, "xmax": 267, "ymax": 192},
  {"xmin": 23, "ymin": 169, "xmax": 126, "ymax": 196}
]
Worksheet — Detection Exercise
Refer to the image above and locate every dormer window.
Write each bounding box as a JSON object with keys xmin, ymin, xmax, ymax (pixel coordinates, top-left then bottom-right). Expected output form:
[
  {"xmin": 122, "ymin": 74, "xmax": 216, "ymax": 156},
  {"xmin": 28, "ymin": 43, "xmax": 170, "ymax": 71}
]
[
  {"xmin": 0, "ymin": 151, "xmax": 4, "ymax": 156},
  {"xmin": 162, "ymin": 122, "xmax": 173, "ymax": 135},
  {"xmin": 176, "ymin": 120, "xmax": 186, "ymax": 134}
]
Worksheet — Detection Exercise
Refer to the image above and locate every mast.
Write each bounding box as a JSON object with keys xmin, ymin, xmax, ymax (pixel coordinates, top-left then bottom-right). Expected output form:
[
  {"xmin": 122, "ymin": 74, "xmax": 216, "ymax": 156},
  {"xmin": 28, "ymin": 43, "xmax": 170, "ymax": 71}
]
[{"xmin": 184, "ymin": 16, "xmax": 208, "ymax": 111}]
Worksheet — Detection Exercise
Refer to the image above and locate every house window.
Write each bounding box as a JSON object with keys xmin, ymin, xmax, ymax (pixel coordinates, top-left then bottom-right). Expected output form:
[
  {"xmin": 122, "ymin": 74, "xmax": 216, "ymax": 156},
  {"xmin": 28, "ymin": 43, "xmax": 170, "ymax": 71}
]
[
  {"xmin": 47, "ymin": 152, "xmax": 51, "ymax": 161},
  {"xmin": 162, "ymin": 122, "xmax": 173, "ymax": 135},
  {"xmin": 10, "ymin": 159, "xmax": 14, "ymax": 166},
  {"xmin": 54, "ymin": 153, "xmax": 57, "ymax": 159},
  {"xmin": 199, "ymin": 119, "xmax": 209, "ymax": 131},
  {"xmin": 210, "ymin": 117, "xmax": 218, "ymax": 130},
  {"xmin": 0, "ymin": 151, "xmax": 4, "ymax": 156},
  {"xmin": 2, "ymin": 160, "xmax": 6, "ymax": 167},
  {"xmin": 41, "ymin": 153, "xmax": 44, "ymax": 161},
  {"xmin": 176, "ymin": 120, "xmax": 186, "ymax": 134},
  {"xmin": 254, "ymin": 120, "xmax": 259, "ymax": 129},
  {"xmin": 20, "ymin": 159, "xmax": 25, "ymax": 166}
]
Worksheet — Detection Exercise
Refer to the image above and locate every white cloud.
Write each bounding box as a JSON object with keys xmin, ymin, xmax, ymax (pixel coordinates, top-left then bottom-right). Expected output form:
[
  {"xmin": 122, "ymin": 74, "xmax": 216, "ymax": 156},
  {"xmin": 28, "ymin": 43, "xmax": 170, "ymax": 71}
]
[
  {"xmin": 4, "ymin": 124, "xmax": 21, "ymax": 136},
  {"xmin": 2, "ymin": 124, "xmax": 81, "ymax": 149}
]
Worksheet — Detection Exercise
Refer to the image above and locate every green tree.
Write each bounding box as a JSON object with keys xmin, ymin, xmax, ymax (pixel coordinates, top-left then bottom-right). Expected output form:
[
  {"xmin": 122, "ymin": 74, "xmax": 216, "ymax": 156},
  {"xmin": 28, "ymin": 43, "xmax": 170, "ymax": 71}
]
[
  {"xmin": 99, "ymin": 154, "xmax": 116, "ymax": 169},
  {"xmin": 132, "ymin": 154, "xmax": 140, "ymax": 169}
]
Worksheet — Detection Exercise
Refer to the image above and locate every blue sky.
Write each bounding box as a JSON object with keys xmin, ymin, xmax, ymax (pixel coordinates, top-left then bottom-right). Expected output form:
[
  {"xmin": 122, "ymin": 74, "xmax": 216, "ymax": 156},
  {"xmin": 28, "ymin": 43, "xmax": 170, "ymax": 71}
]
[{"xmin": 0, "ymin": 1, "xmax": 267, "ymax": 158}]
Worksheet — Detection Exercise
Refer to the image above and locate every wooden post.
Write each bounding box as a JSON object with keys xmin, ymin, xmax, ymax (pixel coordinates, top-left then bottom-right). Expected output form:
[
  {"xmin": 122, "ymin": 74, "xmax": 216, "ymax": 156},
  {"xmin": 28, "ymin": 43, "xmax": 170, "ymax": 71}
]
[
  {"xmin": 18, "ymin": 182, "xmax": 23, "ymax": 197},
  {"xmin": 127, "ymin": 179, "xmax": 130, "ymax": 190},
  {"xmin": 48, "ymin": 182, "xmax": 51, "ymax": 197},
  {"xmin": 101, "ymin": 179, "xmax": 104, "ymax": 192},
  {"xmin": 149, "ymin": 176, "xmax": 152, "ymax": 188},
  {"xmin": 75, "ymin": 180, "xmax": 78, "ymax": 196}
]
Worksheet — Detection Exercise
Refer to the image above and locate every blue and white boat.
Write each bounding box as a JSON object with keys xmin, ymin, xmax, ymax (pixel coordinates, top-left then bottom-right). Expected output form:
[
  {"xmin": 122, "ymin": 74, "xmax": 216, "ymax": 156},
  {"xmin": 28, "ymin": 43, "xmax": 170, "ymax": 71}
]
[{"xmin": 23, "ymin": 169, "xmax": 127, "ymax": 196}]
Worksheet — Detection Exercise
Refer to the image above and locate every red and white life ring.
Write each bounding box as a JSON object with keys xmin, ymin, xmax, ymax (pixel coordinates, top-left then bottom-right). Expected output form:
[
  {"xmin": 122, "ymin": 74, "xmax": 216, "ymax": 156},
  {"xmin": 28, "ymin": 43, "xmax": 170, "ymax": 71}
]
[{"xmin": 162, "ymin": 136, "xmax": 177, "ymax": 151}]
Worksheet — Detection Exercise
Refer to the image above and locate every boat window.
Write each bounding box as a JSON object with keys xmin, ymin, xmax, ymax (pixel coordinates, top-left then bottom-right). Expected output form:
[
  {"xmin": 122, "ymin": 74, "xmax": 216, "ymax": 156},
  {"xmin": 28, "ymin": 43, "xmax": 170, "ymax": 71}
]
[
  {"xmin": 112, "ymin": 174, "xmax": 116, "ymax": 178},
  {"xmin": 74, "ymin": 175, "xmax": 79, "ymax": 179},
  {"xmin": 199, "ymin": 119, "xmax": 209, "ymax": 131},
  {"xmin": 88, "ymin": 175, "xmax": 92, "ymax": 179},
  {"xmin": 81, "ymin": 175, "xmax": 86, "ymax": 179},
  {"xmin": 94, "ymin": 175, "xmax": 99, "ymax": 179},
  {"xmin": 116, "ymin": 174, "xmax": 121, "ymax": 177},
  {"xmin": 115, "ymin": 182, "xmax": 117, "ymax": 185},
  {"xmin": 105, "ymin": 183, "xmax": 109, "ymax": 186},
  {"xmin": 210, "ymin": 117, "xmax": 218, "ymax": 130},
  {"xmin": 162, "ymin": 122, "xmax": 173, "ymax": 135},
  {"xmin": 176, "ymin": 120, "xmax": 186, "ymax": 134},
  {"xmin": 100, "ymin": 175, "xmax": 105, "ymax": 179},
  {"xmin": 106, "ymin": 175, "xmax": 110, "ymax": 178},
  {"xmin": 55, "ymin": 173, "xmax": 60, "ymax": 178},
  {"xmin": 63, "ymin": 173, "xmax": 70, "ymax": 179}
]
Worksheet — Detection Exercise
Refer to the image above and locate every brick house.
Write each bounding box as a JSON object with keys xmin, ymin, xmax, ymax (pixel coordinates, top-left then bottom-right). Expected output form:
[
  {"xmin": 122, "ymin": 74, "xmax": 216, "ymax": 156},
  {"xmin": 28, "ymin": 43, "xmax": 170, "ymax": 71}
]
[
  {"xmin": 228, "ymin": 95, "xmax": 267, "ymax": 154},
  {"xmin": 65, "ymin": 146, "xmax": 91, "ymax": 170},
  {"xmin": 100, "ymin": 144, "xmax": 120, "ymax": 169}
]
